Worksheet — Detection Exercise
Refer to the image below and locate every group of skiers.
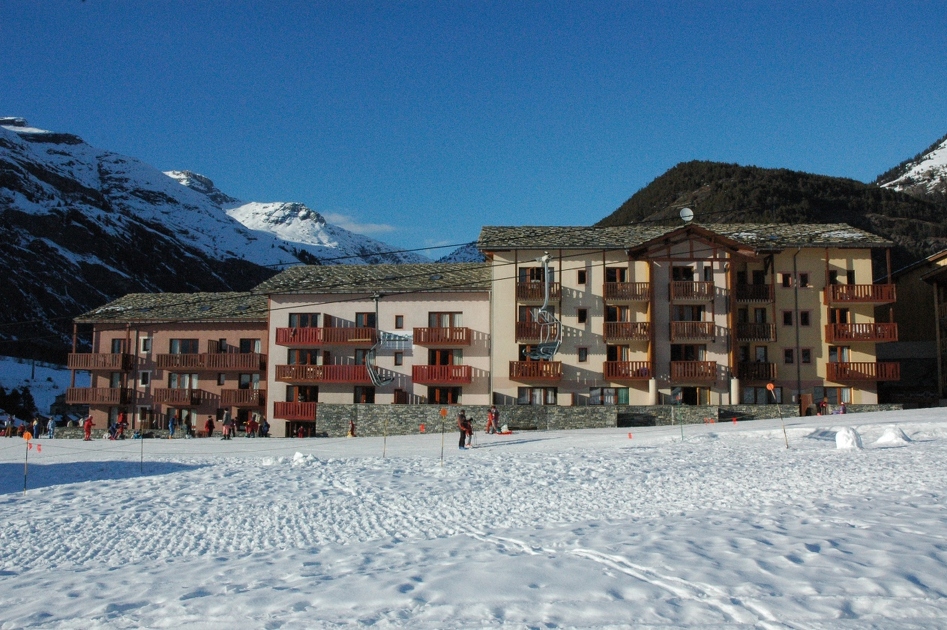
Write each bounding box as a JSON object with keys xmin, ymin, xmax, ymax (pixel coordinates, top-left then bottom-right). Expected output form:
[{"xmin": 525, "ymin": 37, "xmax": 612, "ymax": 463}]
[
  {"xmin": 457, "ymin": 405, "xmax": 507, "ymax": 449},
  {"xmin": 2, "ymin": 414, "xmax": 59, "ymax": 439}
]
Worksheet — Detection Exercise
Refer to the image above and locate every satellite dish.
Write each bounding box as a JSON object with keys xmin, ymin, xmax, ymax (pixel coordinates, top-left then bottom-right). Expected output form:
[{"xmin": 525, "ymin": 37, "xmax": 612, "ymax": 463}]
[{"xmin": 680, "ymin": 208, "xmax": 694, "ymax": 223}]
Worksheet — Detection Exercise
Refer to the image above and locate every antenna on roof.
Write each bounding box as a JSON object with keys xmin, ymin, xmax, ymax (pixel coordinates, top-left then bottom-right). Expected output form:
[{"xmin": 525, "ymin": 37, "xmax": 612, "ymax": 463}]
[{"xmin": 680, "ymin": 208, "xmax": 694, "ymax": 224}]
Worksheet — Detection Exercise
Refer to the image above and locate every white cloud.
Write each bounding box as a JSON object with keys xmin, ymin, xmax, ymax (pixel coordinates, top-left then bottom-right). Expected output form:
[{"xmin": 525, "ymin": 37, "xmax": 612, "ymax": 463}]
[{"xmin": 323, "ymin": 212, "xmax": 396, "ymax": 236}]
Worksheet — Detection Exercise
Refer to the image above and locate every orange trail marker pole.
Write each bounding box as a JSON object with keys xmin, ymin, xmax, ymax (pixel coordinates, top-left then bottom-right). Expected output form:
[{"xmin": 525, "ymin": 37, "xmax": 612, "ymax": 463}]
[{"xmin": 23, "ymin": 431, "xmax": 33, "ymax": 494}]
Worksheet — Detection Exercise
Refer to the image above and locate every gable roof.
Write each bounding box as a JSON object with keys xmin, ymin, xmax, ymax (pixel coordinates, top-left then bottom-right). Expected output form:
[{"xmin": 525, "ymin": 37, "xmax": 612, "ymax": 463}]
[
  {"xmin": 253, "ymin": 262, "xmax": 491, "ymax": 295},
  {"xmin": 76, "ymin": 292, "xmax": 267, "ymax": 324}
]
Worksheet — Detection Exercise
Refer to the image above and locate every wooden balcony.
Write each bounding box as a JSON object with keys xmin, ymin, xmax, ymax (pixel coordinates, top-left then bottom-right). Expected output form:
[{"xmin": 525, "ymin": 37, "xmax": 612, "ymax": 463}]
[
  {"xmin": 155, "ymin": 353, "xmax": 266, "ymax": 371},
  {"xmin": 412, "ymin": 327, "xmax": 472, "ymax": 346},
  {"xmin": 65, "ymin": 387, "xmax": 135, "ymax": 405},
  {"xmin": 221, "ymin": 389, "xmax": 266, "ymax": 407},
  {"xmin": 670, "ymin": 321, "xmax": 715, "ymax": 341},
  {"xmin": 603, "ymin": 361, "xmax": 652, "ymax": 381},
  {"xmin": 826, "ymin": 362, "xmax": 900, "ymax": 382},
  {"xmin": 603, "ymin": 282, "xmax": 650, "ymax": 302},
  {"xmin": 273, "ymin": 401, "xmax": 317, "ymax": 421},
  {"xmin": 516, "ymin": 281, "xmax": 561, "ymax": 302},
  {"xmin": 736, "ymin": 322, "xmax": 777, "ymax": 342},
  {"xmin": 824, "ymin": 323, "xmax": 898, "ymax": 343},
  {"xmin": 67, "ymin": 353, "xmax": 135, "ymax": 371},
  {"xmin": 275, "ymin": 364, "xmax": 371, "ymax": 384},
  {"xmin": 603, "ymin": 321, "xmax": 650, "ymax": 342},
  {"xmin": 516, "ymin": 321, "xmax": 560, "ymax": 342},
  {"xmin": 152, "ymin": 388, "xmax": 206, "ymax": 405},
  {"xmin": 509, "ymin": 361, "xmax": 562, "ymax": 381},
  {"xmin": 412, "ymin": 364, "xmax": 473, "ymax": 385},
  {"xmin": 670, "ymin": 361, "xmax": 717, "ymax": 382},
  {"xmin": 275, "ymin": 327, "xmax": 377, "ymax": 347},
  {"xmin": 738, "ymin": 362, "xmax": 777, "ymax": 382},
  {"xmin": 670, "ymin": 281, "xmax": 714, "ymax": 301},
  {"xmin": 824, "ymin": 284, "xmax": 896, "ymax": 305},
  {"xmin": 735, "ymin": 284, "xmax": 774, "ymax": 302}
]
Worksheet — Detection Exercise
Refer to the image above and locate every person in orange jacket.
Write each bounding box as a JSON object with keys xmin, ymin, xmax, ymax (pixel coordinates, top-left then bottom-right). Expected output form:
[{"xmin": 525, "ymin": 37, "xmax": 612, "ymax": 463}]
[{"xmin": 83, "ymin": 415, "xmax": 93, "ymax": 441}]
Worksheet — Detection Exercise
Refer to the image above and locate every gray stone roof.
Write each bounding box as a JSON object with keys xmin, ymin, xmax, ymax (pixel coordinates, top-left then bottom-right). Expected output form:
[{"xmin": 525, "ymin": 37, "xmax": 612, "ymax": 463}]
[
  {"xmin": 76, "ymin": 292, "xmax": 267, "ymax": 323},
  {"xmin": 253, "ymin": 262, "xmax": 492, "ymax": 295},
  {"xmin": 478, "ymin": 223, "xmax": 892, "ymax": 251}
]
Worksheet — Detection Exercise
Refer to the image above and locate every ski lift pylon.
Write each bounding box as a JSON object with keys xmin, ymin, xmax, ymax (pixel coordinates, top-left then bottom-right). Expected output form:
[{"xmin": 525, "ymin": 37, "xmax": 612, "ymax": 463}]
[{"xmin": 526, "ymin": 253, "xmax": 562, "ymax": 361}]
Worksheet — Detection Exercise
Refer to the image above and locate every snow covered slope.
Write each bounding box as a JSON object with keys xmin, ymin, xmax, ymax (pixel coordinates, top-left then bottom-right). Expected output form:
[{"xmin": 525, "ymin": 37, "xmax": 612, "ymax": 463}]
[{"xmin": 878, "ymin": 132, "xmax": 947, "ymax": 198}]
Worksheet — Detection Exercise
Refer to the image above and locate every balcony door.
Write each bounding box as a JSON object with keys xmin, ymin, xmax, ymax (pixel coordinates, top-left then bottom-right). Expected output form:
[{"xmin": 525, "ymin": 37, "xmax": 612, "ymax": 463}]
[
  {"xmin": 672, "ymin": 266, "xmax": 695, "ymax": 281},
  {"xmin": 169, "ymin": 339, "xmax": 198, "ymax": 354},
  {"xmin": 606, "ymin": 345, "xmax": 629, "ymax": 362},
  {"xmin": 429, "ymin": 312, "xmax": 462, "ymax": 327},
  {"xmin": 829, "ymin": 308, "xmax": 850, "ymax": 324},
  {"xmin": 605, "ymin": 267, "xmax": 627, "ymax": 283},
  {"xmin": 829, "ymin": 346, "xmax": 850, "ymax": 363},
  {"xmin": 606, "ymin": 305, "xmax": 629, "ymax": 323},
  {"xmin": 428, "ymin": 387, "xmax": 460, "ymax": 404},
  {"xmin": 670, "ymin": 345, "xmax": 705, "ymax": 361},
  {"xmin": 673, "ymin": 305, "xmax": 704, "ymax": 322},
  {"xmin": 289, "ymin": 313, "xmax": 320, "ymax": 328},
  {"xmin": 520, "ymin": 266, "xmax": 552, "ymax": 283},
  {"xmin": 169, "ymin": 373, "xmax": 198, "ymax": 389},
  {"xmin": 429, "ymin": 349, "xmax": 461, "ymax": 366}
]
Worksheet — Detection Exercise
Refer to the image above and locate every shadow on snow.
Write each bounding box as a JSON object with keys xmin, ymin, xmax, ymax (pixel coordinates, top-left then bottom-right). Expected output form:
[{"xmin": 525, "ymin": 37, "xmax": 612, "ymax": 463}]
[{"xmin": 0, "ymin": 460, "xmax": 206, "ymax": 495}]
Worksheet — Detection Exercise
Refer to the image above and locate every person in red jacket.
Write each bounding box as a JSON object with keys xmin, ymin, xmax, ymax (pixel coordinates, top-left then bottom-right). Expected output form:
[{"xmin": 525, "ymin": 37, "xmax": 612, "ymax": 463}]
[{"xmin": 83, "ymin": 415, "xmax": 93, "ymax": 441}]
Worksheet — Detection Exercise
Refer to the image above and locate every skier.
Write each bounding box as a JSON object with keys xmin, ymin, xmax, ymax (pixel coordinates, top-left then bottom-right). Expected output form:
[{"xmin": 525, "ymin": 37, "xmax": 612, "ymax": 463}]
[
  {"xmin": 457, "ymin": 410, "xmax": 472, "ymax": 449},
  {"xmin": 82, "ymin": 415, "xmax": 93, "ymax": 441},
  {"xmin": 46, "ymin": 416, "xmax": 56, "ymax": 439},
  {"xmin": 204, "ymin": 415, "xmax": 215, "ymax": 438},
  {"xmin": 168, "ymin": 413, "xmax": 176, "ymax": 439},
  {"xmin": 485, "ymin": 405, "xmax": 499, "ymax": 434}
]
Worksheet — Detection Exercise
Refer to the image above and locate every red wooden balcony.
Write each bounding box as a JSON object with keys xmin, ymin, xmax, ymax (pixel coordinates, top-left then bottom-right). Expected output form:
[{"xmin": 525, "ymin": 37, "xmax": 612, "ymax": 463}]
[
  {"xmin": 826, "ymin": 362, "xmax": 900, "ymax": 382},
  {"xmin": 735, "ymin": 284, "xmax": 774, "ymax": 302},
  {"xmin": 736, "ymin": 322, "xmax": 777, "ymax": 342},
  {"xmin": 65, "ymin": 387, "xmax": 135, "ymax": 405},
  {"xmin": 670, "ymin": 361, "xmax": 717, "ymax": 382},
  {"xmin": 824, "ymin": 284, "xmax": 896, "ymax": 305},
  {"xmin": 738, "ymin": 362, "xmax": 777, "ymax": 382},
  {"xmin": 275, "ymin": 364, "xmax": 371, "ymax": 384},
  {"xmin": 670, "ymin": 321, "xmax": 715, "ymax": 341},
  {"xmin": 412, "ymin": 327, "xmax": 472, "ymax": 346},
  {"xmin": 603, "ymin": 361, "xmax": 652, "ymax": 381},
  {"xmin": 412, "ymin": 364, "xmax": 473, "ymax": 385},
  {"xmin": 824, "ymin": 323, "xmax": 898, "ymax": 343},
  {"xmin": 67, "ymin": 353, "xmax": 135, "ymax": 371},
  {"xmin": 509, "ymin": 361, "xmax": 562, "ymax": 381},
  {"xmin": 275, "ymin": 327, "xmax": 377, "ymax": 346},
  {"xmin": 670, "ymin": 282, "xmax": 714, "ymax": 301},
  {"xmin": 152, "ymin": 388, "xmax": 206, "ymax": 405},
  {"xmin": 273, "ymin": 401, "xmax": 317, "ymax": 421},
  {"xmin": 603, "ymin": 322, "xmax": 650, "ymax": 342},
  {"xmin": 516, "ymin": 321, "xmax": 560, "ymax": 342},
  {"xmin": 516, "ymin": 281, "xmax": 561, "ymax": 302},
  {"xmin": 221, "ymin": 389, "xmax": 266, "ymax": 406},
  {"xmin": 604, "ymin": 282, "xmax": 650, "ymax": 302},
  {"xmin": 155, "ymin": 353, "xmax": 266, "ymax": 371}
]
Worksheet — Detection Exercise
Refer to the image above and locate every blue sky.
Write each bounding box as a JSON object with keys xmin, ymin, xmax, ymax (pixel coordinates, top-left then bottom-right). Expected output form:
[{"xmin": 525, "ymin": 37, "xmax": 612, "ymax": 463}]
[{"xmin": 4, "ymin": 1, "xmax": 946, "ymax": 255}]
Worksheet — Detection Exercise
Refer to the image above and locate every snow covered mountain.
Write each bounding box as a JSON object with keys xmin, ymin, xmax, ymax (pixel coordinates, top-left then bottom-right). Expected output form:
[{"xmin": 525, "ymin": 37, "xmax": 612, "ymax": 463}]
[
  {"xmin": 877, "ymin": 132, "xmax": 947, "ymax": 201},
  {"xmin": 0, "ymin": 117, "xmax": 425, "ymax": 361}
]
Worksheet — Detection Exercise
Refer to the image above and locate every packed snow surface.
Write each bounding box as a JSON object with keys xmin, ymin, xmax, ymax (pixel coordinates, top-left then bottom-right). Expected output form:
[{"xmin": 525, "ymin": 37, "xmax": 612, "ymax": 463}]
[{"xmin": 1, "ymin": 409, "xmax": 946, "ymax": 628}]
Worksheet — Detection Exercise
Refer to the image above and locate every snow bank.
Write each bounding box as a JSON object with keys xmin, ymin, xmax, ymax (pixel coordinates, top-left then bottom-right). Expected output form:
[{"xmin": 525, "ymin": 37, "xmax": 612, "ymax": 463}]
[
  {"xmin": 875, "ymin": 426, "xmax": 912, "ymax": 446},
  {"xmin": 835, "ymin": 426, "xmax": 864, "ymax": 449}
]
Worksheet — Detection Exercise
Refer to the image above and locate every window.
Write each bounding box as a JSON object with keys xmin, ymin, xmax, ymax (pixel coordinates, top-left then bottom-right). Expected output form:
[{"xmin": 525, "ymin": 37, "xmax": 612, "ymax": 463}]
[
  {"xmin": 394, "ymin": 352, "xmax": 403, "ymax": 366},
  {"xmin": 783, "ymin": 311, "xmax": 793, "ymax": 326},
  {"xmin": 606, "ymin": 305, "xmax": 629, "ymax": 322},
  {"xmin": 755, "ymin": 346, "xmax": 768, "ymax": 362},
  {"xmin": 577, "ymin": 269, "xmax": 587, "ymax": 285},
  {"xmin": 393, "ymin": 389, "xmax": 408, "ymax": 404},
  {"xmin": 429, "ymin": 348, "xmax": 461, "ymax": 365},
  {"xmin": 429, "ymin": 312, "xmax": 462, "ymax": 327},
  {"xmin": 239, "ymin": 338, "xmax": 261, "ymax": 353},
  {"xmin": 589, "ymin": 387, "xmax": 628, "ymax": 405},
  {"xmin": 428, "ymin": 387, "xmax": 460, "ymax": 404},
  {"xmin": 169, "ymin": 339, "xmax": 198, "ymax": 354},
  {"xmin": 847, "ymin": 270, "xmax": 856, "ymax": 284},
  {"xmin": 799, "ymin": 311, "xmax": 811, "ymax": 326},
  {"xmin": 395, "ymin": 315, "xmax": 404, "ymax": 329},
  {"xmin": 782, "ymin": 273, "xmax": 792, "ymax": 288},
  {"xmin": 813, "ymin": 386, "xmax": 851, "ymax": 405},
  {"xmin": 784, "ymin": 349, "xmax": 794, "ymax": 364},
  {"xmin": 288, "ymin": 349, "xmax": 320, "ymax": 365},
  {"xmin": 140, "ymin": 338, "xmax": 152, "ymax": 353},
  {"xmin": 355, "ymin": 349, "xmax": 370, "ymax": 365},
  {"xmin": 742, "ymin": 386, "xmax": 781, "ymax": 404},
  {"xmin": 752, "ymin": 270, "xmax": 766, "ymax": 285},
  {"xmin": 286, "ymin": 385, "xmax": 318, "ymax": 403},
  {"xmin": 354, "ymin": 386, "xmax": 375, "ymax": 404},
  {"xmin": 111, "ymin": 338, "xmax": 125, "ymax": 353},
  {"xmin": 578, "ymin": 348, "xmax": 588, "ymax": 362},
  {"xmin": 520, "ymin": 266, "xmax": 553, "ymax": 282},
  {"xmin": 356, "ymin": 312, "xmax": 377, "ymax": 328},
  {"xmin": 829, "ymin": 346, "xmax": 850, "ymax": 363},
  {"xmin": 829, "ymin": 270, "xmax": 839, "ymax": 285},
  {"xmin": 289, "ymin": 313, "xmax": 319, "ymax": 328},
  {"xmin": 754, "ymin": 308, "xmax": 767, "ymax": 324},
  {"xmin": 239, "ymin": 373, "xmax": 260, "ymax": 389},
  {"xmin": 605, "ymin": 267, "xmax": 626, "ymax": 283},
  {"xmin": 139, "ymin": 371, "xmax": 151, "ymax": 387},
  {"xmin": 672, "ymin": 266, "xmax": 694, "ymax": 281},
  {"xmin": 577, "ymin": 308, "xmax": 588, "ymax": 324},
  {"xmin": 169, "ymin": 373, "xmax": 198, "ymax": 388},
  {"xmin": 801, "ymin": 349, "xmax": 812, "ymax": 364},
  {"xmin": 799, "ymin": 273, "xmax": 810, "ymax": 288},
  {"xmin": 217, "ymin": 373, "xmax": 226, "ymax": 386},
  {"xmin": 703, "ymin": 267, "xmax": 713, "ymax": 282},
  {"xmin": 517, "ymin": 387, "xmax": 557, "ymax": 405}
]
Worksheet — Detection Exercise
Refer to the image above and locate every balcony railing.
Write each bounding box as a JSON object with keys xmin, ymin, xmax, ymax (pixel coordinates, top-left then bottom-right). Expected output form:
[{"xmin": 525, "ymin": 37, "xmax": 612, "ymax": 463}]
[
  {"xmin": 221, "ymin": 389, "xmax": 266, "ymax": 406},
  {"xmin": 155, "ymin": 353, "xmax": 266, "ymax": 371},
  {"xmin": 67, "ymin": 353, "xmax": 134, "ymax": 371},
  {"xmin": 735, "ymin": 284, "xmax": 774, "ymax": 302},
  {"xmin": 412, "ymin": 327, "xmax": 472, "ymax": 346},
  {"xmin": 275, "ymin": 364, "xmax": 371, "ymax": 384},
  {"xmin": 826, "ymin": 362, "xmax": 901, "ymax": 382},
  {"xmin": 412, "ymin": 364, "xmax": 473, "ymax": 384},
  {"xmin": 738, "ymin": 362, "xmax": 777, "ymax": 382},
  {"xmin": 516, "ymin": 321, "xmax": 560, "ymax": 342},
  {"xmin": 824, "ymin": 284, "xmax": 896, "ymax": 304},
  {"xmin": 509, "ymin": 361, "xmax": 562, "ymax": 381},
  {"xmin": 152, "ymin": 388, "xmax": 205, "ymax": 405},
  {"xmin": 65, "ymin": 387, "xmax": 134, "ymax": 405},
  {"xmin": 273, "ymin": 401, "xmax": 317, "ymax": 421},
  {"xmin": 736, "ymin": 322, "xmax": 777, "ymax": 342},
  {"xmin": 603, "ymin": 282, "xmax": 650, "ymax": 302},
  {"xmin": 670, "ymin": 321, "xmax": 715, "ymax": 341},
  {"xmin": 275, "ymin": 327, "xmax": 377, "ymax": 346},
  {"xmin": 603, "ymin": 321, "xmax": 650, "ymax": 342},
  {"xmin": 603, "ymin": 361, "xmax": 652, "ymax": 381},
  {"xmin": 824, "ymin": 323, "xmax": 899, "ymax": 343},
  {"xmin": 670, "ymin": 281, "xmax": 714, "ymax": 301},
  {"xmin": 516, "ymin": 281, "xmax": 561, "ymax": 302},
  {"xmin": 670, "ymin": 361, "xmax": 717, "ymax": 382}
]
